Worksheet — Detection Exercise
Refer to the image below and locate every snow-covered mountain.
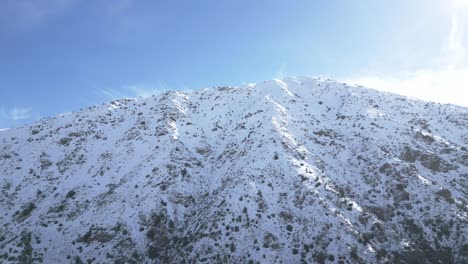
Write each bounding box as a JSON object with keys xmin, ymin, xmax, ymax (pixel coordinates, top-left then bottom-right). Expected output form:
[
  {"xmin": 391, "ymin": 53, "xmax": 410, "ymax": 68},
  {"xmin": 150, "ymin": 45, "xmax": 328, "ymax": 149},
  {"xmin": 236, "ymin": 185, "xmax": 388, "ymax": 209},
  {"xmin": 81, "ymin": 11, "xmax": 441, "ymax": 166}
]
[{"xmin": 0, "ymin": 76, "xmax": 467, "ymax": 264}]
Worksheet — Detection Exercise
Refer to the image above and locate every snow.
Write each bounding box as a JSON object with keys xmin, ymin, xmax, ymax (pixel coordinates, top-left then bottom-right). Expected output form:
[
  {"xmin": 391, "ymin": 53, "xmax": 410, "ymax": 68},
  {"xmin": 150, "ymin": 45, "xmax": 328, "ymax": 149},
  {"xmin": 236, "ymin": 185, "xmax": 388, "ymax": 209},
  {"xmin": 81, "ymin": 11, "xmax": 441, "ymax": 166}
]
[{"xmin": 0, "ymin": 76, "xmax": 466, "ymax": 263}]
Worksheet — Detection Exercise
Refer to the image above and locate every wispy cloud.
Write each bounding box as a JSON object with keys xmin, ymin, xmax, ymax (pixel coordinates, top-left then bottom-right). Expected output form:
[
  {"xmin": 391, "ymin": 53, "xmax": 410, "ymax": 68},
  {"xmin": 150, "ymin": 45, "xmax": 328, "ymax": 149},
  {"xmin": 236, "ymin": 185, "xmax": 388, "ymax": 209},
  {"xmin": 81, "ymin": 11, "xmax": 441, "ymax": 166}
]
[
  {"xmin": 275, "ymin": 63, "xmax": 287, "ymax": 79},
  {"xmin": 0, "ymin": 106, "xmax": 34, "ymax": 129},
  {"xmin": 448, "ymin": 15, "xmax": 464, "ymax": 61},
  {"xmin": 105, "ymin": 0, "xmax": 132, "ymax": 17},
  {"xmin": 346, "ymin": 2, "xmax": 468, "ymax": 107},
  {"xmin": 10, "ymin": 107, "xmax": 32, "ymax": 120},
  {"xmin": 442, "ymin": 2, "xmax": 466, "ymax": 67},
  {"xmin": 0, "ymin": 0, "xmax": 140, "ymax": 32},
  {"xmin": 0, "ymin": 0, "xmax": 77, "ymax": 30},
  {"xmin": 99, "ymin": 88, "xmax": 129, "ymax": 101},
  {"xmin": 100, "ymin": 0, "xmax": 154, "ymax": 36},
  {"xmin": 0, "ymin": 108, "xmax": 7, "ymax": 121},
  {"xmin": 127, "ymin": 85, "xmax": 168, "ymax": 98},
  {"xmin": 98, "ymin": 83, "xmax": 170, "ymax": 101}
]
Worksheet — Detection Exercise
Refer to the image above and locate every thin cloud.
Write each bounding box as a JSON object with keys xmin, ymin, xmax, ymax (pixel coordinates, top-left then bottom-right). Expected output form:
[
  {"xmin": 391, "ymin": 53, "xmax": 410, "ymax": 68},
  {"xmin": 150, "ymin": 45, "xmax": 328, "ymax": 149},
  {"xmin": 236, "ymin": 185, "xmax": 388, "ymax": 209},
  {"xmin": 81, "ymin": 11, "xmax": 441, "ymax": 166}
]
[
  {"xmin": 0, "ymin": 0, "xmax": 77, "ymax": 30},
  {"xmin": 449, "ymin": 15, "xmax": 464, "ymax": 58},
  {"xmin": 99, "ymin": 88, "xmax": 129, "ymax": 101},
  {"xmin": 127, "ymin": 85, "xmax": 168, "ymax": 98},
  {"xmin": 106, "ymin": 0, "xmax": 132, "ymax": 17},
  {"xmin": 10, "ymin": 107, "xmax": 32, "ymax": 120},
  {"xmin": 443, "ymin": 5, "xmax": 466, "ymax": 67},
  {"xmin": 99, "ymin": 84, "xmax": 169, "ymax": 101},
  {"xmin": 0, "ymin": 108, "xmax": 7, "ymax": 120},
  {"xmin": 275, "ymin": 63, "xmax": 287, "ymax": 79}
]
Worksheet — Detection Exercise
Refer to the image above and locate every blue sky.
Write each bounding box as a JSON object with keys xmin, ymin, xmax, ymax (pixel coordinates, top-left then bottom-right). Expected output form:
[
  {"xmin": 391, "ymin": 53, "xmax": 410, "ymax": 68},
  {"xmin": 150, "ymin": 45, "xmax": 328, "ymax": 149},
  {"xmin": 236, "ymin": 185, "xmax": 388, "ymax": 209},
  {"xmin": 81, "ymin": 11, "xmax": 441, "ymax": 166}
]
[{"xmin": 1, "ymin": 0, "xmax": 467, "ymax": 128}]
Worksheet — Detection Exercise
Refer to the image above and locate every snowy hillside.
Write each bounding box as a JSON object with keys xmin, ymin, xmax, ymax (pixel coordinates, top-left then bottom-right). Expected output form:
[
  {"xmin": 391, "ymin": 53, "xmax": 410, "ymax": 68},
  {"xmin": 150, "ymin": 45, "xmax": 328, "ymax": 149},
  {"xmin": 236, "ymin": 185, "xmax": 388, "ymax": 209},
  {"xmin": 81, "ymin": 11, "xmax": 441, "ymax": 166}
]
[{"xmin": 0, "ymin": 76, "xmax": 467, "ymax": 263}]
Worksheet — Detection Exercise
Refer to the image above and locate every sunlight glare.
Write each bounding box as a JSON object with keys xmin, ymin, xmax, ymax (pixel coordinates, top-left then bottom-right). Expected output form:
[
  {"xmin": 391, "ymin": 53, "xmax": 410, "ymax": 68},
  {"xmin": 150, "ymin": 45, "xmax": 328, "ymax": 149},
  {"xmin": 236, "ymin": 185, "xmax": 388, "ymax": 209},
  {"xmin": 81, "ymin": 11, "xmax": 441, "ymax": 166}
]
[{"xmin": 454, "ymin": 0, "xmax": 468, "ymax": 9}]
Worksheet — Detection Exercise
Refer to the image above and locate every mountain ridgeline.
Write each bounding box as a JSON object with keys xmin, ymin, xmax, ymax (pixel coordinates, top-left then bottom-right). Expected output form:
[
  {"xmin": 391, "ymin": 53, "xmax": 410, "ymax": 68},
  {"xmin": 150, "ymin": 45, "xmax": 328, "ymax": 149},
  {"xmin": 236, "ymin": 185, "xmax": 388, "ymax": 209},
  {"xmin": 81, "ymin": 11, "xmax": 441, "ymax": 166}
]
[{"xmin": 0, "ymin": 77, "xmax": 467, "ymax": 263}]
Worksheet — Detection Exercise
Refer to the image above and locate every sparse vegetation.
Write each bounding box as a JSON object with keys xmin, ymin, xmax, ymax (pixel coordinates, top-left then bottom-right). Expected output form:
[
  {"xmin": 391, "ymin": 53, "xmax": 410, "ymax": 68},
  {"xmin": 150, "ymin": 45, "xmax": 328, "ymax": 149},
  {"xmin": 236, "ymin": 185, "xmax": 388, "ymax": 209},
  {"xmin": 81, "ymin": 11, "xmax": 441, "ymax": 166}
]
[{"xmin": 0, "ymin": 77, "xmax": 466, "ymax": 263}]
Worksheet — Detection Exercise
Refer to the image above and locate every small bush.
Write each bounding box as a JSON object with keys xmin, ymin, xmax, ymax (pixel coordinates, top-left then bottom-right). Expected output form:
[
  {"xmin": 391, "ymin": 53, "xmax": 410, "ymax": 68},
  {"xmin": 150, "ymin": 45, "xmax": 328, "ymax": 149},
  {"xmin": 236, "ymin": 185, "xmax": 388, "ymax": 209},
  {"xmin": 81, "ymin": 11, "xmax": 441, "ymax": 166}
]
[
  {"xmin": 16, "ymin": 202, "xmax": 36, "ymax": 222},
  {"xmin": 230, "ymin": 243, "xmax": 236, "ymax": 253},
  {"xmin": 58, "ymin": 137, "xmax": 72, "ymax": 146},
  {"xmin": 313, "ymin": 251, "xmax": 327, "ymax": 264},
  {"xmin": 350, "ymin": 245, "xmax": 358, "ymax": 260},
  {"xmin": 436, "ymin": 189, "xmax": 455, "ymax": 204},
  {"xmin": 66, "ymin": 190, "xmax": 77, "ymax": 199}
]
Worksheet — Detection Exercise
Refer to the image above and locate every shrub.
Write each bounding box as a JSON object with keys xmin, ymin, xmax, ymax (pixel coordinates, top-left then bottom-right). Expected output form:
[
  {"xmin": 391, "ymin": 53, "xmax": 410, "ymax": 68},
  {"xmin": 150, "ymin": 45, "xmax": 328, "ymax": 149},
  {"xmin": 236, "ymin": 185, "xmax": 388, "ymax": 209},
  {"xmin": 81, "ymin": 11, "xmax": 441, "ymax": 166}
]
[
  {"xmin": 66, "ymin": 190, "xmax": 77, "ymax": 199},
  {"xmin": 58, "ymin": 137, "xmax": 72, "ymax": 146},
  {"xmin": 1, "ymin": 154, "xmax": 11, "ymax": 159},
  {"xmin": 230, "ymin": 243, "xmax": 236, "ymax": 253},
  {"xmin": 16, "ymin": 202, "xmax": 36, "ymax": 222},
  {"xmin": 313, "ymin": 251, "xmax": 327, "ymax": 264},
  {"xmin": 350, "ymin": 245, "xmax": 358, "ymax": 260},
  {"xmin": 436, "ymin": 189, "xmax": 455, "ymax": 204}
]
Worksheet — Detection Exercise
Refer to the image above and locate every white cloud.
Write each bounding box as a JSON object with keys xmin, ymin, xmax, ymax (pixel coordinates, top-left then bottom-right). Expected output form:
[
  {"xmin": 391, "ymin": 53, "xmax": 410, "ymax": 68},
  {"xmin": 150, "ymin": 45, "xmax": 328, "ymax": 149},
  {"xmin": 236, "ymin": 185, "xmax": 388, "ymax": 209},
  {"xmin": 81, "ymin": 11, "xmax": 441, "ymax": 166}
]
[
  {"xmin": 346, "ymin": 2, "xmax": 468, "ymax": 107},
  {"xmin": 10, "ymin": 107, "xmax": 32, "ymax": 120},
  {"xmin": 346, "ymin": 68, "xmax": 468, "ymax": 107}
]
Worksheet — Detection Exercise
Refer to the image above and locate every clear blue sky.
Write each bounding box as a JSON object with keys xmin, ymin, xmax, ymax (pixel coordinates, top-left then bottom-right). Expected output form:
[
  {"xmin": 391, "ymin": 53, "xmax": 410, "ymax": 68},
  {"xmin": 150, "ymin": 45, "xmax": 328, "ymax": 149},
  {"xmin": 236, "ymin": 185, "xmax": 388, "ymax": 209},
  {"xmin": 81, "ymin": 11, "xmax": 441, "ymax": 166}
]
[{"xmin": 1, "ymin": 0, "xmax": 466, "ymax": 128}]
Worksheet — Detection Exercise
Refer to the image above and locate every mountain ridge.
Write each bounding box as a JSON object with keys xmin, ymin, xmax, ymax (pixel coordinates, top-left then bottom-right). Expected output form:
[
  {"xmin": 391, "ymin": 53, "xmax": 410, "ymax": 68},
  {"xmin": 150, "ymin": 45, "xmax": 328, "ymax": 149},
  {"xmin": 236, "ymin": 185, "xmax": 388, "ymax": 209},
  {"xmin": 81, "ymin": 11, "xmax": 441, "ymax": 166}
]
[{"xmin": 0, "ymin": 76, "xmax": 467, "ymax": 263}]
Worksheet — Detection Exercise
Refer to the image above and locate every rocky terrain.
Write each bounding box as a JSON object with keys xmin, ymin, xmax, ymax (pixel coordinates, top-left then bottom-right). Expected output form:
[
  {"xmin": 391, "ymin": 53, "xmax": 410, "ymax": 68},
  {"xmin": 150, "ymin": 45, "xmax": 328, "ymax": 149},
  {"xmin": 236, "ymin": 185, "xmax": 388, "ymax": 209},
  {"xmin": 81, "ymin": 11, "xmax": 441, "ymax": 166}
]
[{"xmin": 0, "ymin": 76, "xmax": 467, "ymax": 263}]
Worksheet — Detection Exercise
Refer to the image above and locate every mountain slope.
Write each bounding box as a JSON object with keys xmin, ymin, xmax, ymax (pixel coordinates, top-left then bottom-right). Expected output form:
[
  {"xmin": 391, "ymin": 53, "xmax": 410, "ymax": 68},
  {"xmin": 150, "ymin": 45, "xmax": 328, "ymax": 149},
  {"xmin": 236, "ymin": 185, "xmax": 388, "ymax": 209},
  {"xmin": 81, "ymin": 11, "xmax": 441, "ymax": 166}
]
[{"xmin": 0, "ymin": 77, "xmax": 467, "ymax": 263}]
